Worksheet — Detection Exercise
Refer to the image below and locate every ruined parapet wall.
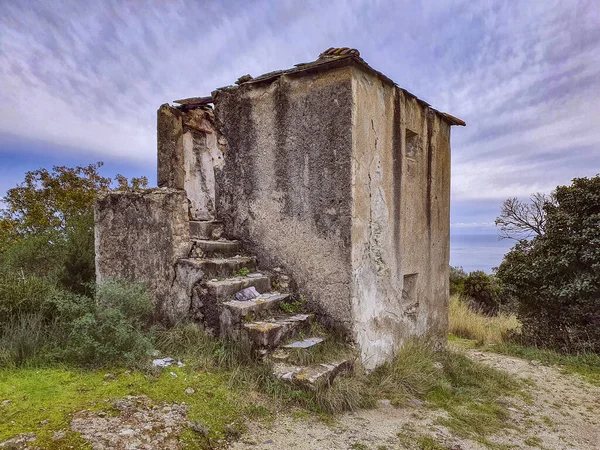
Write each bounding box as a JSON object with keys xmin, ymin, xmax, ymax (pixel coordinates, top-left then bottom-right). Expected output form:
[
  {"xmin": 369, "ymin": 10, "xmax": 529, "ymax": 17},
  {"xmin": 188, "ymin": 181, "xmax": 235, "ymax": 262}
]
[
  {"xmin": 213, "ymin": 67, "xmax": 356, "ymax": 328},
  {"xmin": 94, "ymin": 188, "xmax": 191, "ymax": 322},
  {"xmin": 351, "ymin": 67, "xmax": 451, "ymax": 368},
  {"xmin": 157, "ymin": 105, "xmax": 224, "ymax": 221}
]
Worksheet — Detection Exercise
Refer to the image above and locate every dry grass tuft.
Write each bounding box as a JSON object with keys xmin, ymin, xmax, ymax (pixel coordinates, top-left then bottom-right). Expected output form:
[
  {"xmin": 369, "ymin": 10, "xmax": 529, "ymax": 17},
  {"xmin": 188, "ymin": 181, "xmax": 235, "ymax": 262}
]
[{"xmin": 449, "ymin": 294, "xmax": 520, "ymax": 345}]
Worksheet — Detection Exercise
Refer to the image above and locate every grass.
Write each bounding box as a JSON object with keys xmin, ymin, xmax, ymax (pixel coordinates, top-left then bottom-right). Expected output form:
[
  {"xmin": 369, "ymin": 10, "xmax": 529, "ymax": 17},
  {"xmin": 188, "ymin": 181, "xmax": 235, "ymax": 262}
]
[
  {"xmin": 448, "ymin": 295, "xmax": 600, "ymax": 387},
  {"xmin": 491, "ymin": 342, "xmax": 600, "ymax": 386},
  {"xmin": 449, "ymin": 294, "xmax": 520, "ymax": 345},
  {"xmin": 367, "ymin": 340, "xmax": 522, "ymax": 444},
  {"xmin": 0, "ymin": 334, "xmax": 523, "ymax": 448},
  {"xmin": 0, "ymin": 365, "xmax": 243, "ymax": 448}
]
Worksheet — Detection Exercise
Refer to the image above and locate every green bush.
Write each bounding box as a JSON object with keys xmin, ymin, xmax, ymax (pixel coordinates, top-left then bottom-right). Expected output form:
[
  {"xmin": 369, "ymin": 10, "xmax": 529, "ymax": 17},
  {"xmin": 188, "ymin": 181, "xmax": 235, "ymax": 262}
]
[
  {"xmin": 0, "ymin": 274, "xmax": 60, "ymax": 326},
  {"xmin": 449, "ymin": 266, "xmax": 467, "ymax": 296},
  {"xmin": 0, "ymin": 275, "xmax": 156, "ymax": 368},
  {"xmin": 496, "ymin": 175, "xmax": 600, "ymax": 352},
  {"xmin": 463, "ymin": 270, "xmax": 506, "ymax": 315},
  {"xmin": 56, "ymin": 280, "xmax": 155, "ymax": 368},
  {"xmin": 58, "ymin": 212, "xmax": 96, "ymax": 295}
]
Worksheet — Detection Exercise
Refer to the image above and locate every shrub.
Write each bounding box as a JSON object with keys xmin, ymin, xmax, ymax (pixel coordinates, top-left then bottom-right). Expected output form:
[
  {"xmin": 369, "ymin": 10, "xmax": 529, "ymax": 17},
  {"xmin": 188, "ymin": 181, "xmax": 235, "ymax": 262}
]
[
  {"xmin": 496, "ymin": 176, "xmax": 600, "ymax": 352},
  {"xmin": 0, "ymin": 275, "xmax": 156, "ymax": 368},
  {"xmin": 0, "ymin": 274, "xmax": 59, "ymax": 326},
  {"xmin": 59, "ymin": 212, "xmax": 96, "ymax": 295},
  {"xmin": 56, "ymin": 280, "xmax": 155, "ymax": 367},
  {"xmin": 0, "ymin": 212, "xmax": 96, "ymax": 294},
  {"xmin": 463, "ymin": 270, "xmax": 506, "ymax": 315},
  {"xmin": 449, "ymin": 266, "xmax": 467, "ymax": 296}
]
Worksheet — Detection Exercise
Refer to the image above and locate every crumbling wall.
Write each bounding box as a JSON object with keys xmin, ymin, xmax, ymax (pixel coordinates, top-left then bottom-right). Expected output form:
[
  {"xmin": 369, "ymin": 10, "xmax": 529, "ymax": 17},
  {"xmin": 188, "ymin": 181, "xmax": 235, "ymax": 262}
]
[
  {"xmin": 94, "ymin": 188, "xmax": 191, "ymax": 322},
  {"xmin": 350, "ymin": 66, "xmax": 451, "ymax": 368},
  {"xmin": 213, "ymin": 67, "xmax": 355, "ymax": 328},
  {"xmin": 157, "ymin": 104, "xmax": 223, "ymax": 221}
]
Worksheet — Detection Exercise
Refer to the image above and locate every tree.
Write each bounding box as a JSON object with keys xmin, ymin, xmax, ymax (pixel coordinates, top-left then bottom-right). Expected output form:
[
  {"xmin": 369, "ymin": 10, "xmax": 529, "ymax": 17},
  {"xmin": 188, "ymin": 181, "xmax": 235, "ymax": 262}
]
[
  {"xmin": 495, "ymin": 193, "xmax": 556, "ymax": 241},
  {"xmin": 496, "ymin": 175, "xmax": 600, "ymax": 352},
  {"xmin": 0, "ymin": 162, "xmax": 147, "ymax": 241},
  {"xmin": 0, "ymin": 162, "xmax": 148, "ymax": 292}
]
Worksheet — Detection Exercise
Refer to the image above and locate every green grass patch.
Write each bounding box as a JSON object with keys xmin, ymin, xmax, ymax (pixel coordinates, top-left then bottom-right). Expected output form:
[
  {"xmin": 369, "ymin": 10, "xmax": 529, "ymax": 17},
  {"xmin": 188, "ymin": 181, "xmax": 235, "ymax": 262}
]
[
  {"xmin": 0, "ymin": 365, "xmax": 243, "ymax": 448},
  {"xmin": 490, "ymin": 342, "xmax": 600, "ymax": 386},
  {"xmin": 279, "ymin": 296, "xmax": 307, "ymax": 314}
]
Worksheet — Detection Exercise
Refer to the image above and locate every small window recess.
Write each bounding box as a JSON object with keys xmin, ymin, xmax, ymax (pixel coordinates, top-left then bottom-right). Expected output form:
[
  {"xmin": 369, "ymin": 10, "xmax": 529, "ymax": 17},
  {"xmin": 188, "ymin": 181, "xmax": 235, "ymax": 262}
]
[
  {"xmin": 402, "ymin": 273, "xmax": 419, "ymax": 317},
  {"xmin": 405, "ymin": 129, "xmax": 419, "ymax": 158}
]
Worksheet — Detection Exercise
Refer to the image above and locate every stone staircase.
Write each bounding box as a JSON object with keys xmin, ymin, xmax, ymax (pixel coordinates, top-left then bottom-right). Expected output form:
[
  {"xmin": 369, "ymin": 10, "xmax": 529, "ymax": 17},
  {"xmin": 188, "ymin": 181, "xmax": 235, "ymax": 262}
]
[{"xmin": 178, "ymin": 219, "xmax": 353, "ymax": 389}]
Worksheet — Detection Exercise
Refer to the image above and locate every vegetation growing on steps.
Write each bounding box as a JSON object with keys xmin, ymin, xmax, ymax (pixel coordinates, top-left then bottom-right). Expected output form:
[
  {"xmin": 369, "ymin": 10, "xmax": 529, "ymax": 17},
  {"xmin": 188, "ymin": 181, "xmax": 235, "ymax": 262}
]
[{"xmin": 279, "ymin": 295, "xmax": 307, "ymax": 314}]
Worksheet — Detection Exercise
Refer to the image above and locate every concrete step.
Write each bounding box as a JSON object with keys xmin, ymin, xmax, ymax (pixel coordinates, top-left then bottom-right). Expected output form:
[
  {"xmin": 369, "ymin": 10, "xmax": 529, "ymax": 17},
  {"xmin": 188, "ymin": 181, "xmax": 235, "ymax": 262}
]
[
  {"xmin": 206, "ymin": 275, "xmax": 271, "ymax": 300},
  {"xmin": 189, "ymin": 220, "xmax": 224, "ymax": 240},
  {"xmin": 272, "ymin": 360, "xmax": 352, "ymax": 389},
  {"xmin": 178, "ymin": 256, "xmax": 256, "ymax": 279},
  {"xmin": 222, "ymin": 293, "xmax": 290, "ymax": 323},
  {"xmin": 190, "ymin": 239, "xmax": 242, "ymax": 258},
  {"xmin": 243, "ymin": 314, "xmax": 312, "ymax": 349},
  {"xmin": 266, "ymin": 337, "xmax": 324, "ymax": 362}
]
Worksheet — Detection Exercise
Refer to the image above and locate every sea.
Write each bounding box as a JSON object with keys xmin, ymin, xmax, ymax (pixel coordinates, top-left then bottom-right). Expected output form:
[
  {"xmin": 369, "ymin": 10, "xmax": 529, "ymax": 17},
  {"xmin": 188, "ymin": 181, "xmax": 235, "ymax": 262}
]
[{"xmin": 450, "ymin": 231, "xmax": 514, "ymax": 273}]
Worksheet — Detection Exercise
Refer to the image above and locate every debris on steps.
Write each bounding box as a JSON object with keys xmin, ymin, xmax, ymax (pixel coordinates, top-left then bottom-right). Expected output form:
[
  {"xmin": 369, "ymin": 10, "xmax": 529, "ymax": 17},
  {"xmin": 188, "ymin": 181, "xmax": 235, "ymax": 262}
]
[
  {"xmin": 243, "ymin": 314, "xmax": 313, "ymax": 348},
  {"xmin": 283, "ymin": 337, "xmax": 324, "ymax": 349},
  {"xmin": 272, "ymin": 360, "xmax": 352, "ymax": 389}
]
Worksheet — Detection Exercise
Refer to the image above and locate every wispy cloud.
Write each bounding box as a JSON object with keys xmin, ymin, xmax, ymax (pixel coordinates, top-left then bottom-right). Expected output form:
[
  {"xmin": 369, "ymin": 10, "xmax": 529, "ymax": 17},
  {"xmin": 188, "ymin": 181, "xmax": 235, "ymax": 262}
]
[{"xmin": 0, "ymin": 0, "xmax": 598, "ymax": 201}]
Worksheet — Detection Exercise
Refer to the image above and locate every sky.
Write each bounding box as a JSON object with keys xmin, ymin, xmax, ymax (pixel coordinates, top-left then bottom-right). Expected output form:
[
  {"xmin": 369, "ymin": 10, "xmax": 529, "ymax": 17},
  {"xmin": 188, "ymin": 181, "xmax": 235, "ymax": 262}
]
[{"xmin": 1, "ymin": 0, "xmax": 599, "ymax": 272}]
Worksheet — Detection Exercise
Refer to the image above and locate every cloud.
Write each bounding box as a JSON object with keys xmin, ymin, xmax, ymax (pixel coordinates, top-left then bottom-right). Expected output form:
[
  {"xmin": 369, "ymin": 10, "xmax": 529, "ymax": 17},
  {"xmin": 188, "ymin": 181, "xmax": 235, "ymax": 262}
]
[{"xmin": 0, "ymin": 0, "xmax": 598, "ymax": 200}]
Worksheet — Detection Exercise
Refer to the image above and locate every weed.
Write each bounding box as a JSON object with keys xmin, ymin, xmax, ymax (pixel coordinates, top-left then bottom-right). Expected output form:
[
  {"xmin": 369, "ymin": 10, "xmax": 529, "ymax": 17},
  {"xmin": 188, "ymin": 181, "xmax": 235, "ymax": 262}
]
[
  {"xmin": 233, "ymin": 267, "xmax": 250, "ymax": 277},
  {"xmin": 351, "ymin": 442, "xmax": 369, "ymax": 450},
  {"xmin": 524, "ymin": 435, "xmax": 543, "ymax": 447},
  {"xmin": 279, "ymin": 296, "xmax": 307, "ymax": 314},
  {"xmin": 449, "ymin": 294, "xmax": 520, "ymax": 345}
]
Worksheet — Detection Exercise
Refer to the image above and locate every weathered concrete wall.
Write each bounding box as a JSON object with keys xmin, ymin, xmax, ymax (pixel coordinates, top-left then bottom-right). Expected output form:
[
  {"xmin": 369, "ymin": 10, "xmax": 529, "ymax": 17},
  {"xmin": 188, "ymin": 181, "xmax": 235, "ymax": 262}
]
[
  {"xmin": 158, "ymin": 105, "xmax": 223, "ymax": 221},
  {"xmin": 213, "ymin": 67, "xmax": 355, "ymax": 327},
  {"xmin": 350, "ymin": 67, "xmax": 451, "ymax": 368},
  {"xmin": 94, "ymin": 188, "xmax": 191, "ymax": 322}
]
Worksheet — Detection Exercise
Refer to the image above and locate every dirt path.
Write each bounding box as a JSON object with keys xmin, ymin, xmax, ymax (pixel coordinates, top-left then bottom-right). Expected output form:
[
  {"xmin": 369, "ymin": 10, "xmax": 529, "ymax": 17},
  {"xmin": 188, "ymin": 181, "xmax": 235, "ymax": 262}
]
[{"xmin": 229, "ymin": 349, "xmax": 600, "ymax": 450}]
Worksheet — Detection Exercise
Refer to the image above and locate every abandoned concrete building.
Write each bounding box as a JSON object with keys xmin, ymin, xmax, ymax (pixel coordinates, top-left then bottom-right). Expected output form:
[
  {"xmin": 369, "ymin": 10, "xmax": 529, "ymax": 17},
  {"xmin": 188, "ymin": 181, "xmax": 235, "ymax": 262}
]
[{"xmin": 95, "ymin": 48, "xmax": 464, "ymax": 379}]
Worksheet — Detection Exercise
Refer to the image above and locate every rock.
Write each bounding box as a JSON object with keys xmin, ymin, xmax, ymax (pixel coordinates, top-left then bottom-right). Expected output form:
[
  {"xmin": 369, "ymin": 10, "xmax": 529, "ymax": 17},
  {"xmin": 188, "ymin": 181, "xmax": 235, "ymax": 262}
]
[
  {"xmin": 189, "ymin": 420, "xmax": 210, "ymax": 436},
  {"xmin": 0, "ymin": 432, "xmax": 36, "ymax": 448},
  {"xmin": 235, "ymin": 286, "xmax": 260, "ymax": 301},
  {"xmin": 1, "ymin": 400, "xmax": 11, "ymax": 407},
  {"xmin": 104, "ymin": 373, "xmax": 116, "ymax": 380},
  {"xmin": 153, "ymin": 357, "xmax": 175, "ymax": 367},
  {"xmin": 39, "ymin": 419, "xmax": 50, "ymax": 426},
  {"xmin": 184, "ymin": 387, "xmax": 195, "ymax": 395},
  {"xmin": 52, "ymin": 430, "xmax": 67, "ymax": 441},
  {"xmin": 71, "ymin": 395, "xmax": 188, "ymax": 449}
]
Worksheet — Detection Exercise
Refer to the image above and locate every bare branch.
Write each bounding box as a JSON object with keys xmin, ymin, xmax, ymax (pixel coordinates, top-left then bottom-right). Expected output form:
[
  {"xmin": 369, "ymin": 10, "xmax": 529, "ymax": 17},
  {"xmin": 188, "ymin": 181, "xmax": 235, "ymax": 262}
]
[{"xmin": 495, "ymin": 193, "xmax": 554, "ymax": 240}]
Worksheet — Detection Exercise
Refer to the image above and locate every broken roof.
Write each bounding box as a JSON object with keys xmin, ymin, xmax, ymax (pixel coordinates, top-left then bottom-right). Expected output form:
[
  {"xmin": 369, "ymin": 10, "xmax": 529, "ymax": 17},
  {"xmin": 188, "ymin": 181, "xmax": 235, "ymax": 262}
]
[{"xmin": 174, "ymin": 48, "xmax": 465, "ymax": 127}]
